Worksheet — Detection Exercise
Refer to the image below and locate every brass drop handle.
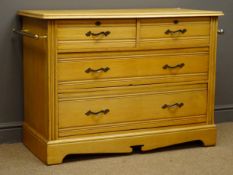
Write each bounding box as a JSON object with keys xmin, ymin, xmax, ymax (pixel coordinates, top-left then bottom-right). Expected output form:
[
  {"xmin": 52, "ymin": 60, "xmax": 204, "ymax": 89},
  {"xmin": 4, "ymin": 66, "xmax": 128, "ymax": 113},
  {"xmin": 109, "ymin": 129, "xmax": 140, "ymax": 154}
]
[
  {"xmin": 86, "ymin": 31, "xmax": 111, "ymax": 37},
  {"xmin": 163, "ymin": 63, "xmax": 185, "ymax": 69},
  {"xmin": 85, "ymin": 67, "xmax": 110, "ymax": 73},
  {"xmin": 162, "ymin": 103, "xmax": 184, "ymax": 109},
  {"xmin": 165, "ymin": 29, "xmax": 187, "ymax": 35},
  {"xmin": 85, "ymin": 109, "xmax": 110, "ymax": 116}
]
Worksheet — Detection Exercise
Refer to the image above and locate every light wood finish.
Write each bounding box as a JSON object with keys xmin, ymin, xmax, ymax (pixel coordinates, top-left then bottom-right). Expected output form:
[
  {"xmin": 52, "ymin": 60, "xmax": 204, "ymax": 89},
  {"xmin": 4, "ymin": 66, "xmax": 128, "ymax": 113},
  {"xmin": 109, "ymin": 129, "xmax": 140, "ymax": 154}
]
[
  {"xmin": 58, "ymin": 26, "xmax": 136, "ymax": 40},
  {"xmin": 56, "ymin": 18, "xmax": 211, "ymax": 52},
  {"xmin": 23, "ymin": 124, "xmax": 48, "ymax": 163},
  {"xmin": 23, "ymin": 17, "xmax": 50, "ymax": 139},
  {"xmin": 57, "ymin": 48, "xmax": 209, "ymax": 91},
  {"xmin": 57, "ymin": 19, "xmax": 136, "ymax": 40},
  {"xmin": 58, "ymin": 83, "xmax": 207, "ymax": 99},
  {"xmin": 19, "ymin": 9, "xmax": 222, "ymax": 165},
  {"xmin": 18, "ymin": 8, "xmax": 223, "ymax": 19},
  {"xmin": 47, "ymin": 20, "xmax": 58, "ymax": 140},
  {"xmin": 58, "ymin": 40, "xmax": 136, "ymax": 52},
  {"xmin": 56, "ymin": 19, "xmax": 136, "ymax": 51},
  {"xmin": 58, "ymin": 74, "xmax": 208, "ymax": 93},
  {"xmin": 24, "ymin": 123, "xmax": 216, "ymax": 164},
  {"xmin": 59, "ymin": 115, "xmax": 207, "ymax": 137},
  {"xmin": 49, "ymin": 124, "xmax": 217, "ymax": 164},
  {"xmin": 58, "ymin": 52, "xmax": 208, "ymax": 82},
  {"xmin": 140, "ymin": 17, "xmax": 210, "ymax": 39},
  {"xmin": 139, "ymin": 37, "xmax": 210, "ymax": 50},
  {"xmin": 59, "ymin": 85, "xmax": 207, "ymax": 130},
  {"xmin": 140, "ymin": 17, "xmax": 210, "ymax": 24},
  {"xmin": 207, "ymin": 17, "xmax": 218, "ymax": 124}
]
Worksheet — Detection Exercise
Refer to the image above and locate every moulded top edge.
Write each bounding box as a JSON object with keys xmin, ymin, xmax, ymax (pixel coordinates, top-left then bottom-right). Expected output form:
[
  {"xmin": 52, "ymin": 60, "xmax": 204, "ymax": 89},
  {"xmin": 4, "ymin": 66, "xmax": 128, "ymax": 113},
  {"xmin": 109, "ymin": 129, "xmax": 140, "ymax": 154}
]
[{"xmin": 17, "ymin": 8, "xmax": 224, "ymax": 19}]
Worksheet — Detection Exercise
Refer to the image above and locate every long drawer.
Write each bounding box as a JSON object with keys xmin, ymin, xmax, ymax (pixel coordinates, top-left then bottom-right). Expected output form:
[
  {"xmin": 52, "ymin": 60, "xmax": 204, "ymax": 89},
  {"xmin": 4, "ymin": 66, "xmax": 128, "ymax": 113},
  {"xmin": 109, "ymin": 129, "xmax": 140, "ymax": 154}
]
[
  {"xmin": 57, "ymin": 52, "xmax": 209, "ymax": 82},
  {"xmin": 58, "ymin": 84, "xmax": 207, "ymax": 136}
]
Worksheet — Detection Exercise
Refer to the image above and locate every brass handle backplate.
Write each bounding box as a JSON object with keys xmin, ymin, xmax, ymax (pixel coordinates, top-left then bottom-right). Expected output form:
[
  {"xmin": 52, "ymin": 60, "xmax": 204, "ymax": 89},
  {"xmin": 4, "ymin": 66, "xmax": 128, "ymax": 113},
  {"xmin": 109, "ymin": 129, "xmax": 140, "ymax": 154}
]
[
  {"xmin": 165, "ymin": 29, "xmax": 187, "ymax": 35},
  {"xmin": 85, "ymin": 67, "xmax": 110, "ymax": 73},
  {"xmin": 162, "ymin": 103, "xmax": 184, "ymax": 109},
  {"xmin": 86, "ymin": 31, "xmax": 111, "ymax": 37},
  {"xmin": 85, "ymin": 109, "xmax": 110, "ymax": 116},
  {"xmin": 163, "ymin": 63, "xmax": 185, "ymax": 69}
]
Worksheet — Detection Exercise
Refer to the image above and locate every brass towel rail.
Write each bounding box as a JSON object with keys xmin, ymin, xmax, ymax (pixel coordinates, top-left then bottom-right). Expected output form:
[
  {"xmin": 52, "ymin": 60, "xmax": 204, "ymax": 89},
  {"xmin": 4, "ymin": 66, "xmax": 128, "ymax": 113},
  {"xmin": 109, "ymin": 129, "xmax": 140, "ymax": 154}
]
[{"xmin": 12, "ymin": 29, "xmax": 47, "ymax": 39}]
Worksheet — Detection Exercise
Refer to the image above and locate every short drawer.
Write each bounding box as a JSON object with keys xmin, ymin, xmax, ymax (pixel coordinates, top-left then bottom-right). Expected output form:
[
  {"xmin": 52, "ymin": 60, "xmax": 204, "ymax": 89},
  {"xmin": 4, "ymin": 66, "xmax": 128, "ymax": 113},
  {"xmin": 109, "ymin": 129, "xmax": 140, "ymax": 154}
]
[
  {"xmin": 58, "ymin": 84, "xmax": 207, "ymax": 130},
  {"xmin": 56, "ymin": 19, "xmax": 136, "ymax": 52},
  {"xmin": 139, "ymin": 17, "xmax": 210, "ymax": 49},
  {"xmin": 57, "ymin": 52, "xmax": 209, "ymax": 82}
]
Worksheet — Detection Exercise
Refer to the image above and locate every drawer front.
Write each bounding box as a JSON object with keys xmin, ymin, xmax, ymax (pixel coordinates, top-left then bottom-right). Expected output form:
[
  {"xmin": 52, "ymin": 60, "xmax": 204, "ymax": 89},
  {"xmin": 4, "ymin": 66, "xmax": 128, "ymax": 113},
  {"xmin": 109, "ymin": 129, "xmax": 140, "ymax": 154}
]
[
  {"xmin": 58, "ymin": 86, "xmax": 207, "ymax": 130},
  {"xmin": 140, "ymin": 17, "xmax": 210, "ymax": 38},
  {"xmin": 56, "ymin": 19, "xmax": 136, "ymax": 52},
  {"xmin": 140, "ymin": 17, "xmax": 210, "ymax": 49},
  {"xmin": 57, "ymin": 53, "xmax": 208, "ymax": 82}
]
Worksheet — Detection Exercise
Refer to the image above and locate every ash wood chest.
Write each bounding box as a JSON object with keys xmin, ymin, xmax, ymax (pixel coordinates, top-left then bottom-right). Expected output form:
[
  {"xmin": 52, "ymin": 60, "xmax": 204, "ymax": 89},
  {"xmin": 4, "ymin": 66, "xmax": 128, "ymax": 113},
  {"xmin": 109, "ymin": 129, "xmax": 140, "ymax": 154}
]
[{"xmin": 17, "ymin": 8, "xmax": 223, "ymax": 164}]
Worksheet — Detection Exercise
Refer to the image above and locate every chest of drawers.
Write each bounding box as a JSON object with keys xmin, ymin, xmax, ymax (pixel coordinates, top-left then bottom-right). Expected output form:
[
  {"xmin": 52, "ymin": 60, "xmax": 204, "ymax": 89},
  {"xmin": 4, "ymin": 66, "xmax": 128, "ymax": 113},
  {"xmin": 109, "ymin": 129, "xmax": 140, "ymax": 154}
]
[{"xmin": 17, "ymin": 8, "xmax": 223, "ymax": 165}]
